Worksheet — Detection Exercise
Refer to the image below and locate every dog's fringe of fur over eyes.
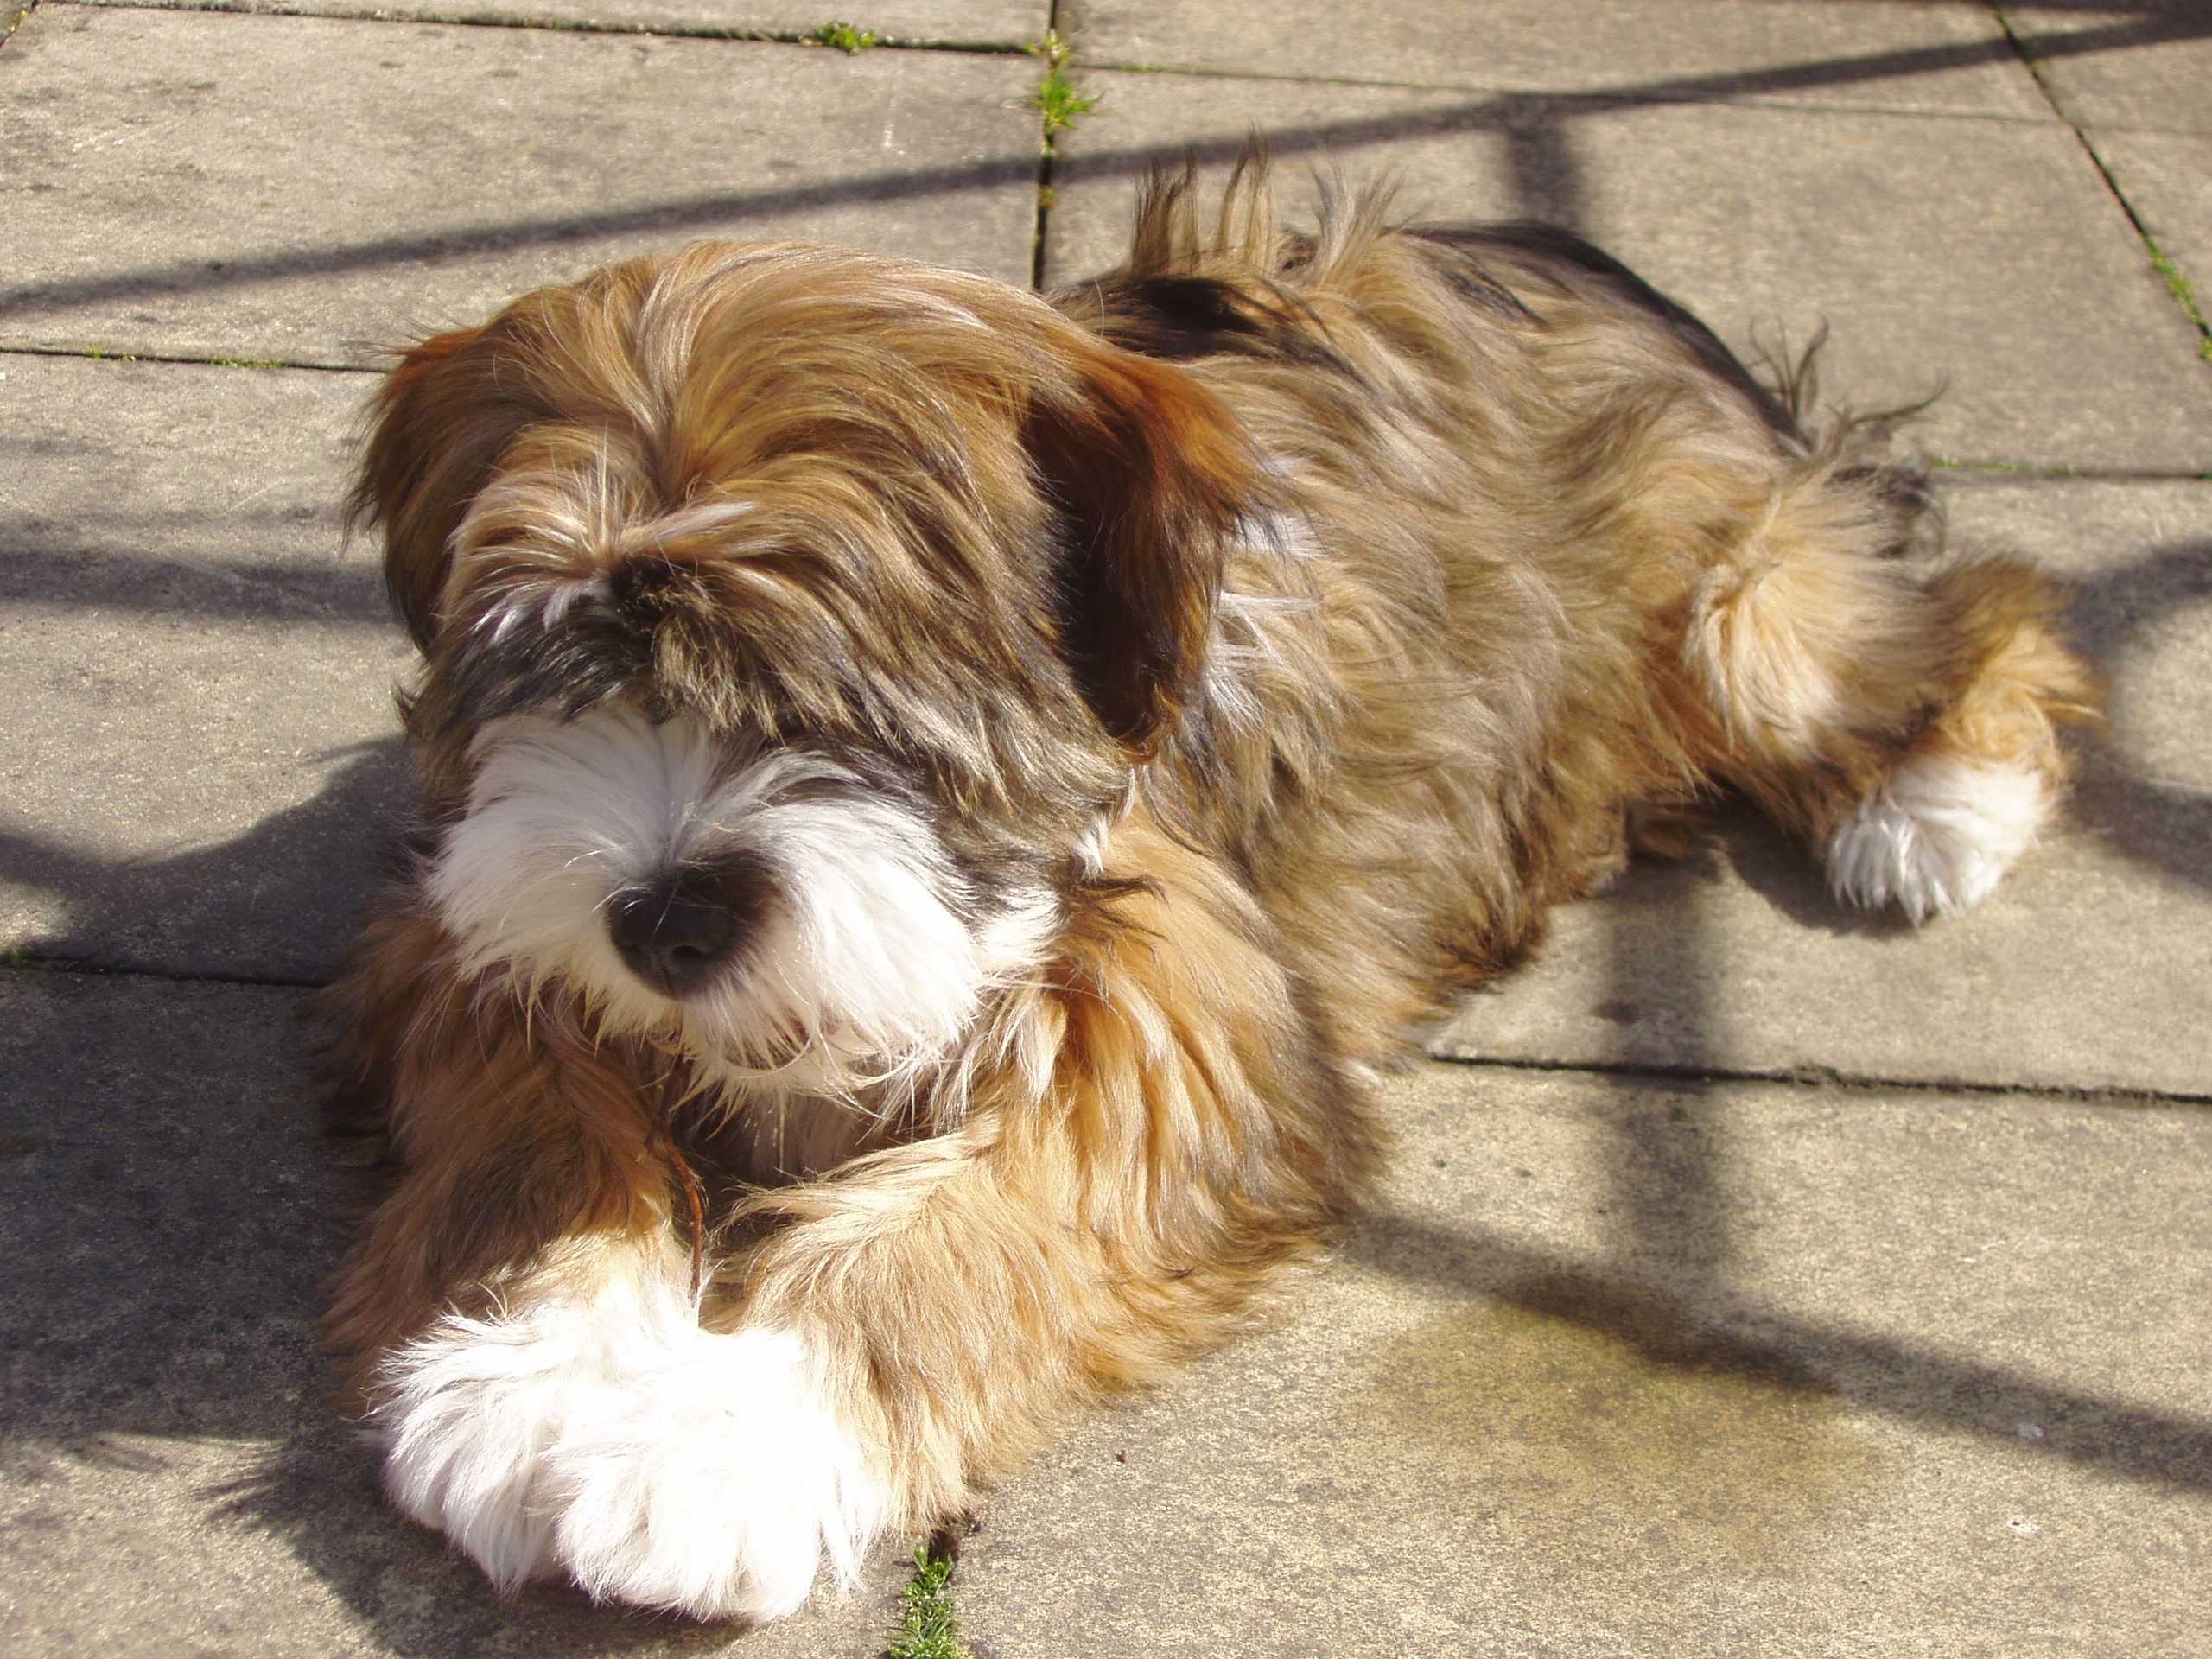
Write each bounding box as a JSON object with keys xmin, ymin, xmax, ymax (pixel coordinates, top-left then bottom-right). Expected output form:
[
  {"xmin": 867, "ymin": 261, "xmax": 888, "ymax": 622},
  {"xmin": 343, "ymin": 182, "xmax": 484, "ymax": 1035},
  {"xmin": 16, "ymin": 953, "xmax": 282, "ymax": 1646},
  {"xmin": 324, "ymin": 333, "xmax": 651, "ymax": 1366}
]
[{"xmin": 319, "ymin": 152, "xmax": 2096, "ymax": 1621}]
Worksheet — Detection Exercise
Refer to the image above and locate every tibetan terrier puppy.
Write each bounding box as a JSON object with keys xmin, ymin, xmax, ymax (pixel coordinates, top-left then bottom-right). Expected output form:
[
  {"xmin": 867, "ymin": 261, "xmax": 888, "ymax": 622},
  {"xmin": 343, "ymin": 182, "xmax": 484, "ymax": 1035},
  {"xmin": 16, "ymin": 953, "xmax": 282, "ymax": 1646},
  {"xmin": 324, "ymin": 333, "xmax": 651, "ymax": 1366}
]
[{"xmin": 321, "ymin": 156, "xmax": 2092, "ymax": 1619}]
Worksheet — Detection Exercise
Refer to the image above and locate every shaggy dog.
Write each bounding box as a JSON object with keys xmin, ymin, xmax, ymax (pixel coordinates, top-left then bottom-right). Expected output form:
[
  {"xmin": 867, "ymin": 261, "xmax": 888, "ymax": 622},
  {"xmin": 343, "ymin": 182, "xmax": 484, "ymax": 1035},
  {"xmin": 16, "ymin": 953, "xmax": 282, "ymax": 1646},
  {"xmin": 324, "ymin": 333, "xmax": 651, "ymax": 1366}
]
[{"xmin": 321, "ymin": 157, "xmax": 2092, "ymax": 1620}]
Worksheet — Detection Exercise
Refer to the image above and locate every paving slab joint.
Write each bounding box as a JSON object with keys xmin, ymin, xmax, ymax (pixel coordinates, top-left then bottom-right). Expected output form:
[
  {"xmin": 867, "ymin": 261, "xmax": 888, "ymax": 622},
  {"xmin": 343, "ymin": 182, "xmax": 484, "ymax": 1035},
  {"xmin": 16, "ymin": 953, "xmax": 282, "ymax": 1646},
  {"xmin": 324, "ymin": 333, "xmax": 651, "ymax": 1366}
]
[
  {"xmin": 1, "ymin": 952, "xmax": 327, "ymax": 991},
  {"xmin": 1927, "ymin": 457, "xmax": 2212, "ymax": 483},
  {"xmin": 1441, "ymin": 1052, "xmax": 2212, "ymax": 1113},
  {"xmin": 0, "ymin": 340, "xmax": 374, "ymax": 374},
  {"xmin": 1027, "ymin": 3, "xmax": 1082, "ymax": 289},
  {"xmin": 1993, "ymin": 5, "xmax": 2212, "ymax": 363}
]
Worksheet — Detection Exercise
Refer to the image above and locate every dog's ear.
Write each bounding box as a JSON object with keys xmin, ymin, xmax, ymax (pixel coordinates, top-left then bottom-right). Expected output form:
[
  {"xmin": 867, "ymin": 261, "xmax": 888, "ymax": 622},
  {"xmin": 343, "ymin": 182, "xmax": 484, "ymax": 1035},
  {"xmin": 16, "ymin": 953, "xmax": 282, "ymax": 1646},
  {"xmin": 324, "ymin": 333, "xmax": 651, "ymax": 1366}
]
[
  {"xmin": 1026, "ymin": 337, "xmax": 1261, "ymax": 754},
  {"xmin": 351, "ymin": 321, "xmax": 547, "ymax": 649}
]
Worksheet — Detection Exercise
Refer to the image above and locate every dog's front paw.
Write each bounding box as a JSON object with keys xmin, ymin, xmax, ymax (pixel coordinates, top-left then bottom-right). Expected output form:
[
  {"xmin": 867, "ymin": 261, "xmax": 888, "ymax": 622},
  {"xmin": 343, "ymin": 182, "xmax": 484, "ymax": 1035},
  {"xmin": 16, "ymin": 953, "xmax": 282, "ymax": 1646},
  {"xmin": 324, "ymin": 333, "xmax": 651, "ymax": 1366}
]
[
  {"xmin": 545, "ymin": 1324, "xmax": 890, "ymax": 1621},
  {"xmin": 373, "ymin": 1298, "xmax": 606, "ymax": 1590}
]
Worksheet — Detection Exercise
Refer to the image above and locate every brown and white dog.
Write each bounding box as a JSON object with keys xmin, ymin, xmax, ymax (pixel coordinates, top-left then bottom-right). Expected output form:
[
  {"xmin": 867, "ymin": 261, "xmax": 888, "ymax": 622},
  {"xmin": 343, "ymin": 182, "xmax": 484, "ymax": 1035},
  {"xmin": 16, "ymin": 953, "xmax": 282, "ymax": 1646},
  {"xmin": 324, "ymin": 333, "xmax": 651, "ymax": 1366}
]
[{"xmin": 321, "ymin": 157, "xmax": 2093, "ymax": 1620}]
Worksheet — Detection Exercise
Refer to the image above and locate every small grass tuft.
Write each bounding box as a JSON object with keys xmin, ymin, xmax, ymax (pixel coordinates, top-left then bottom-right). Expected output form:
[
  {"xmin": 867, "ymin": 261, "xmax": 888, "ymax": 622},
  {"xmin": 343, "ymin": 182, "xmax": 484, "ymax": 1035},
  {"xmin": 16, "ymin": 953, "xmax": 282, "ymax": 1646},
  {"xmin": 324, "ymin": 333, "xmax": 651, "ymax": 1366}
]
[
  {"xmin": 808, "ymin": 20, "xmax": 880, "ymax": 54},
  {"xmin": 884, "ymin": 1544, "xmax": 964, "ymax": 1659},
  {"xmin": 1027, "ymin": 30, "xmax": 1098, "ymax": 155},
  {"xmin": 214, "ymin": 358, "xmax": 286, "ymax": 369}
]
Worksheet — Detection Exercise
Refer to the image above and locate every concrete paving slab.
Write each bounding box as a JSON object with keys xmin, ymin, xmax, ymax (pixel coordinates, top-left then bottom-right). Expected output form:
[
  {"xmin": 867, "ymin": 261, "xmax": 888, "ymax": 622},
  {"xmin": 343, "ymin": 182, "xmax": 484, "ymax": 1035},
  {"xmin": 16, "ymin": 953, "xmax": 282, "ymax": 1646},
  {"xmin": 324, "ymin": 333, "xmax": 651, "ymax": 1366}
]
[
  {"xmin": 964, "ymin": 1060, "xmax": 2212, "ymax": 1657},
  {"xmin": 2005, "ymin": 3, "xmax": 2212, "ymax": 135},
  {"xmin": 73, "ymin": 0, "xmax": 1050, "ymax": 47},
  {"xmin": 1428, "ymin": 475, "xmax": 2212, "ymax": 1099},
  {"xmin": 1043, "ymin": 70, "xmax": 2212, "ymax": 472},
  {"xmin": 0, "ymin": 969, "xmax": 910, "ymax": 1658},
  {"xmin": 2094, "ymin": 129, "xmax": 2212, "ymax": 332},
  {"xmin": 1064, "ymin": 0, "xmax": 2050, "ymax": 120},
  {"xmin": 0, "ymin": 353, "xmax": 408, "ymax": 982},
  {"xmin": 0, "ymin": 3, "xmax": 1042, "ymax": 366}
]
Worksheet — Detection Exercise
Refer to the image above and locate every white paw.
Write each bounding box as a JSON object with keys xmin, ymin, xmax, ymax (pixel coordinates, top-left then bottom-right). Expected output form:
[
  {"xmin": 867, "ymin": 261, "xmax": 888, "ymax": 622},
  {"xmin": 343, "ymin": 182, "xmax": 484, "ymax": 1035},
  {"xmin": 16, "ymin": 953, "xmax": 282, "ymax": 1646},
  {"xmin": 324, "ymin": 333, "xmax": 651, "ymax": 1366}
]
[
  {"xmin": 372, "ymin": 1249, "xmax": 887, "ymax": 1622},
  {"xmin": 372, "ymin": 1294, "xmax": 605, "ymax": 1589},
  {"xmin": 546, "ymin": 1325, "xmax": 888, "ymax": 1621},
  {"xmin": 1827, "ymin": 753, "xmax": 2049, "ymax": 924}
]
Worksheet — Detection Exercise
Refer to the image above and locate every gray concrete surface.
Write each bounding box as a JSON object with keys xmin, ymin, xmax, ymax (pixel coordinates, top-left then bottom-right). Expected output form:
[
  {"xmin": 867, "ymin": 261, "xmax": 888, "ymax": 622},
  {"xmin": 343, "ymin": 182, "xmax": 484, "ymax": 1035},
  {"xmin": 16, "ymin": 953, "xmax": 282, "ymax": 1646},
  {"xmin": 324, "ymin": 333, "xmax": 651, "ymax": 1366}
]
[
  {"xmin": 3, "ymin": 2, "xmax": 2209, "ymax": 1655},
  {"xmin": 0, "ymin": 353, "xmax": 404, "ymax": 982},
  {"xmin": 0, "ymin": 3, "xmax": 1042, "ymax": 365},
  {"xmin": 74, "ymin": 0, "xmax": 1051, "ymax": 45},
  {"xmin": 1065, "ymin": 0, "xmax": 2050, "ymax": 118},
  {"xmin": 2094, "ymin": 129, "xmax": 2212, "ymax": 308},
  {"xmin": 2003, "ymin": 3, "xmax": 2212, "ymax": 356},
  {"xmin": 963, "ymin": 1062, "xmax": 2212, "ymax": 1657},
  {"xmin": 2007, "ymin": 3, "xmax": 2212, "ymax": 133}
]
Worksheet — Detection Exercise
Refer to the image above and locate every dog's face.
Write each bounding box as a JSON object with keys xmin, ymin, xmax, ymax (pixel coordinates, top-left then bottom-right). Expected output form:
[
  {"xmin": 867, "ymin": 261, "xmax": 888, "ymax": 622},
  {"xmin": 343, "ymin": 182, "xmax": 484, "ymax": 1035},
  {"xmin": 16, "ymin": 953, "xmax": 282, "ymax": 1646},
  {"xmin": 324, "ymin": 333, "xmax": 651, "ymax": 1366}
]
[{"xmin": 354, "ymin": 243, "xmax": 1259, "ymax": 1095}]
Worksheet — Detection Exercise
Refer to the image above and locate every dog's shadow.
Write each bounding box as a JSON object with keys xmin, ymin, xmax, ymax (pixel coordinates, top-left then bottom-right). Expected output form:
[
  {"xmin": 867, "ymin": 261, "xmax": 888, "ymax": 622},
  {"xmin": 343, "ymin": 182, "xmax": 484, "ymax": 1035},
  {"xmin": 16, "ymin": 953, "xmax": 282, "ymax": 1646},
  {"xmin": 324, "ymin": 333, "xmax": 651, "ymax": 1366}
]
[{"xmin": 0, "ymin": 739, "xmax": 410, "ymax": 985}]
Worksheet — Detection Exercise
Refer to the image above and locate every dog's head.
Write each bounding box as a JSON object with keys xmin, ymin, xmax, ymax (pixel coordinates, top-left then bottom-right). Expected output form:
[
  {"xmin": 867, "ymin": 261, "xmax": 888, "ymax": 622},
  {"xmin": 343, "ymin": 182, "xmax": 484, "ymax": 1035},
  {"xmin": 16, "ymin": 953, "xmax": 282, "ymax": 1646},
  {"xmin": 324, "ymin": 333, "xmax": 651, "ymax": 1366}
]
[{"xmin": 353, "ymin": 242, "xmax": 1261, "ymax": 1094}]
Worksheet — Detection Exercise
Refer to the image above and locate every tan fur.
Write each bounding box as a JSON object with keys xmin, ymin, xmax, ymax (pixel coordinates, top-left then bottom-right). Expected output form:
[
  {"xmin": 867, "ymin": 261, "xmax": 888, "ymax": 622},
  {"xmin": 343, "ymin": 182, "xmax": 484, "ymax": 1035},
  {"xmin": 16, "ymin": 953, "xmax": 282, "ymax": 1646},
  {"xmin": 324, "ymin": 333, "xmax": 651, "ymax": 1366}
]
[{"xmin": 322, "ymin": 156, "xmax": 2094, "ymax": 1607}]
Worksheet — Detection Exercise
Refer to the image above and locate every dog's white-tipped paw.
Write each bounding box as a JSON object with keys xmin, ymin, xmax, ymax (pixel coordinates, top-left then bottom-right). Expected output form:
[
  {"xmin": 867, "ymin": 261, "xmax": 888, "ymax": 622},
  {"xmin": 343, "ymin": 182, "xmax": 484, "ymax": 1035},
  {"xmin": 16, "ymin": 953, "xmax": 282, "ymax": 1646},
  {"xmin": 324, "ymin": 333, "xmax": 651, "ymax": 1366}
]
[
  {"xmin": 546, "ymin": 1325, "xmax": 888, "ymax": 1621},
  {"xmin": 372, "ymin": 1301, "xmax": 600, "ymax": 1590},
  {"xmin": 1827, "ymin": 752, "xmax": 2050, "ymax": 925},
  {"xmin": 373, "ymin": 1254, "xmax": 888, "ymax": 1624}
]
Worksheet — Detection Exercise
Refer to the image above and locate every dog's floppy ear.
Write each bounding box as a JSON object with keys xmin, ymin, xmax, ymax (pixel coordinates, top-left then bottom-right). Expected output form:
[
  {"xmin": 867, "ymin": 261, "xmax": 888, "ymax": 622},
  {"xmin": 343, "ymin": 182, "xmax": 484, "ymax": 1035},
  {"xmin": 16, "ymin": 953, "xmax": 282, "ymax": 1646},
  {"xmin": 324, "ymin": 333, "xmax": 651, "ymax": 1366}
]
[
  {"xmin": 1027, "ymin": 337, "xmax": 1262, "ymax": 754},
  {"xmin": 351, "ymin": 321, "xmax": 547, "ymax": 649}
]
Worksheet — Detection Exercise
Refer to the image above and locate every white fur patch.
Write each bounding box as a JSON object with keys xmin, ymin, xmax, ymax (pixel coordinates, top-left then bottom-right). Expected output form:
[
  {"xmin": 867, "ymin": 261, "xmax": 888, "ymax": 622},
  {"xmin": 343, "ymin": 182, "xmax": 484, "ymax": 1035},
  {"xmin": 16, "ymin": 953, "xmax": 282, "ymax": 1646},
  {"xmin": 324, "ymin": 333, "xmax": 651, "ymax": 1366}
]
[
  {"xmin": 428, "ymin": 708, "xmax": 1056, "ymax": 1096},
  {"xmin": 1827, "ymin": 753, "xmax": 2050, "ymax": 924},
  {"xmin": 374, "ymin": 1245, "xmax": 888, "ymax": 1621}
]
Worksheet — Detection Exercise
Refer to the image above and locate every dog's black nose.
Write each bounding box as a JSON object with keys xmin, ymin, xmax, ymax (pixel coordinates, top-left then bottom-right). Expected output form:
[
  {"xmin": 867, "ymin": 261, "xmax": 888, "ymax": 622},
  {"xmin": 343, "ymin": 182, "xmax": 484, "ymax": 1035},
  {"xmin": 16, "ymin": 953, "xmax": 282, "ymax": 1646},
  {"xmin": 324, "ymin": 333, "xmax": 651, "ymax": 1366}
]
[{"xmin": 607, "ymin": 878, "xmax": 743, "ymax": 998}]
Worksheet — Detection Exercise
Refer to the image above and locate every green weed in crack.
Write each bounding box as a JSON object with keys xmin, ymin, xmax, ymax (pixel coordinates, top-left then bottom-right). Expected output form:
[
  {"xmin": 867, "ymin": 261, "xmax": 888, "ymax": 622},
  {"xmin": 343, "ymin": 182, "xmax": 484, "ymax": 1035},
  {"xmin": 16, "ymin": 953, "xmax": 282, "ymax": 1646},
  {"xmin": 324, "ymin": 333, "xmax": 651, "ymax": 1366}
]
[
  {"xmin": 1028, "ymin": 29, "xmax": 1099, "ymax": 156},
  {"xmin": 808, "ymin": 21, "xmax": 881, "ymax": 54},
  {"xmin": 885, "ymin": 1544, "xmax": 965, "ymax": 1659}
]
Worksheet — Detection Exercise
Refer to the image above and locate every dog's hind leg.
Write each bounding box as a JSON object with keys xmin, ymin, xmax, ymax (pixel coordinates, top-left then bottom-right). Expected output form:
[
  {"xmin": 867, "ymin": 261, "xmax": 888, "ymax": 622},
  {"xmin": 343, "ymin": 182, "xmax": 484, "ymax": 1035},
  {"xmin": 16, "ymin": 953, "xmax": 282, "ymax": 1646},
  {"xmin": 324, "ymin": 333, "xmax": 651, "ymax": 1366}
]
[{"xmin": 1681, "ymin": 464, "xmax": 2096, "ymax": 923}]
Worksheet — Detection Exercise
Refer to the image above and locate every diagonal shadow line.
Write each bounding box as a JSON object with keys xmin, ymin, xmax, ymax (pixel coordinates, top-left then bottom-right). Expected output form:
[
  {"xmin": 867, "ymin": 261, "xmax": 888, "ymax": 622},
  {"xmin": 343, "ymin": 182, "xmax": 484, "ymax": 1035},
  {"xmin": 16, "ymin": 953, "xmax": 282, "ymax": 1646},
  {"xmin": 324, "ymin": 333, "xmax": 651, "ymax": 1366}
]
[
  {"xmin": 0, "ymin": 541, "xmax": 392, "ymax": 624},
  {"xmin": 4, "ymin": 13, "xmax": 2208, "ymax": 328},
  {"xmin": 1351, "ymin": 1213, "xmax": 2212, "ymax": 1494}
]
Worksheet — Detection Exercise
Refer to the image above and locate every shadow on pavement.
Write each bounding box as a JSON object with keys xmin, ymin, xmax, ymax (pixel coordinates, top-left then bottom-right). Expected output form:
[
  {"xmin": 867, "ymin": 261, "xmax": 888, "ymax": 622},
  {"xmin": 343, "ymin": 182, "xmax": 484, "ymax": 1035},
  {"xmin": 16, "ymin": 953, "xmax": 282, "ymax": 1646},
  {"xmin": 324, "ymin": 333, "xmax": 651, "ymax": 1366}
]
[
  {"xmin": 1351, "ymin": 1210, "xmax": 2212, "ymax": 1497},
  {"xmin": 6, "ymin": 6, "xmax": 2209, "ymax": 334},
  {"xmin": 2064, "ymin": 540, "xmax": 2212, "ymax": 895},
  {"xmin": 0, "ymin": 741, "xmax": 410, "ymax": 985}
]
